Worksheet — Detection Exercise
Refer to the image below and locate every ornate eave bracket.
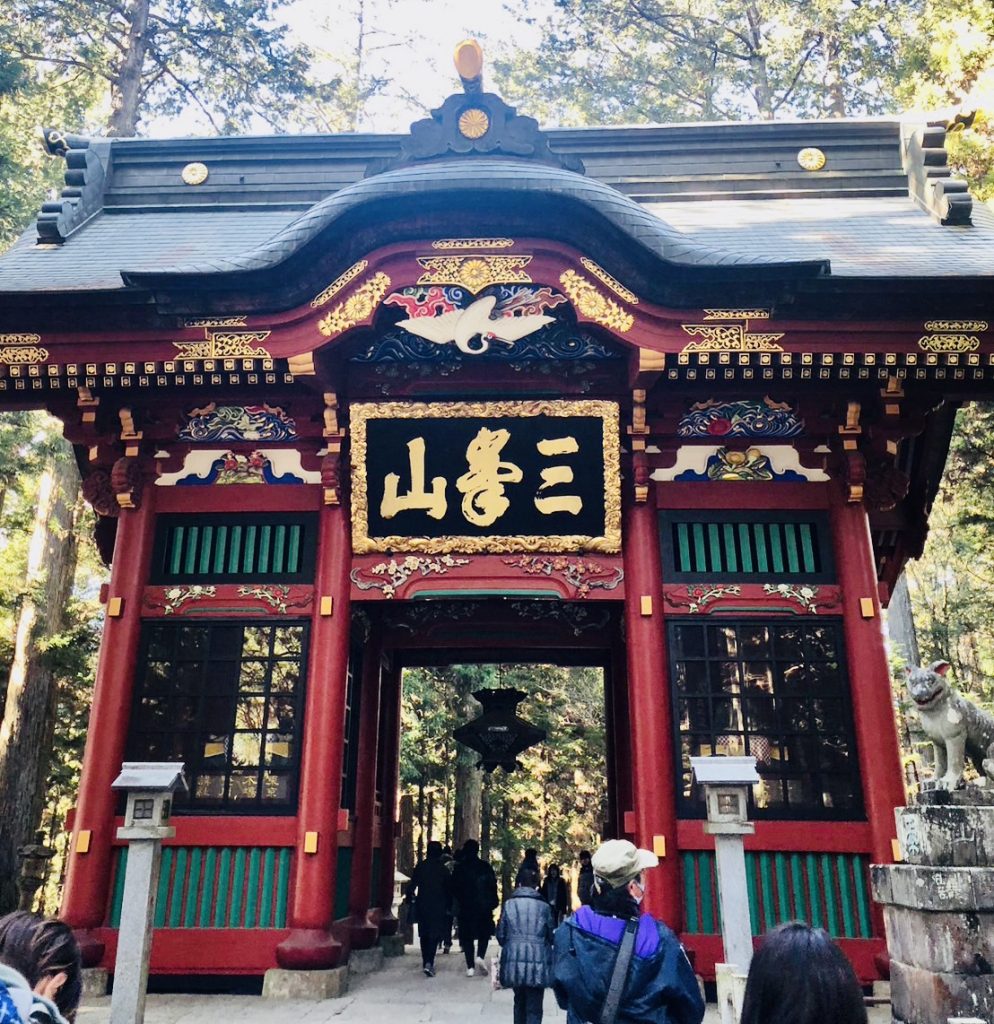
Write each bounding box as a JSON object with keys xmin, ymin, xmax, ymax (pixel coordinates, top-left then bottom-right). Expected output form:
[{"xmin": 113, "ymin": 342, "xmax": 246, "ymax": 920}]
[
  {"xmin": 36, "ymin": 130, "xmax": 109, "ymax": 244},
  {"xmin": 902, "ymin": 119, "xmax": 973, "ymax": 226}
]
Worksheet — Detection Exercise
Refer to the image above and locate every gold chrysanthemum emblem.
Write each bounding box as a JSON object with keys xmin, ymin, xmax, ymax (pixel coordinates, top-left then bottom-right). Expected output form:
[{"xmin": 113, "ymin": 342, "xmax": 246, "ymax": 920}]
[{"xmin": 458, "ymin": 108, "xmax": 490, "ymax": 139}]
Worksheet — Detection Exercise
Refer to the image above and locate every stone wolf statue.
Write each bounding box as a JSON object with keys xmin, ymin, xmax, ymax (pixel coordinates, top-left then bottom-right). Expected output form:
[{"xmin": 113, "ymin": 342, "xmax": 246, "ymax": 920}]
[{"xmin": 906, "ymin": 660, "xmax": 994, "ymax": 790}]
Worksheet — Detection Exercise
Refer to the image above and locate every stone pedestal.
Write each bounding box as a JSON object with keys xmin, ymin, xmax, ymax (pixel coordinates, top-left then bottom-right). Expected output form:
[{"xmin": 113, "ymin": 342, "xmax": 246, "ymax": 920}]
[
  {"xmin": 81, "ymin": 968, "xmax": 109, "ymax": 998},
  {"xmin": 872, "ymin": 790, "xmax": 994, "ymax": 1024},
  {"xmin": 348, "ymin": 946, "xmax": 384, "ymax": 975},
  {"xmin": 262, "ymin": 966, "xmax": 349, "ymax": 999},
  {"xmin": 381, "ymin": 935, "xmax": 405, "ymax": 957}
]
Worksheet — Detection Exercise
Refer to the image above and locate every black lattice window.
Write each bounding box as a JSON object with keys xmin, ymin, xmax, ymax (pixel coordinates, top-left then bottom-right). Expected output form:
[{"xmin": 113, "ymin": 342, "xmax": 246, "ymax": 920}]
[
  {"xmin": 670, "ymin": 619, "xmax": 862, "ymax": 820},
  {"xmin": 127, "ymin": 621, "xmax": 308, "ymax": 813},
  {"xmin": 151, "ymin": 514, "xmax": 317, "ymax": 583},
  {"xmin": 660, "ymin": 512, "xmax": 834, "ymax": 583}
]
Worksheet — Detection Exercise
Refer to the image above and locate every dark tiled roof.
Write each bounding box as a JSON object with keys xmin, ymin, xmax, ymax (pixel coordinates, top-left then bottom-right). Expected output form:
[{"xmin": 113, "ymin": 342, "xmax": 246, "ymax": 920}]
[{"xmin": 0, "ymin": 115, "xmax": 988, "ymax": 301}]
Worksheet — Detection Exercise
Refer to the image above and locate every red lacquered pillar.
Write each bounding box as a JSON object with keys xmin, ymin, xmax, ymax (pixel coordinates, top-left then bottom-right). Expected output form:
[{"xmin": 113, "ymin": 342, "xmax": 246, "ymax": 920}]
[
  {"xmin": 375, "ymin": 659, "xmax": 403, "ymax": 935},
  {"xmin": 830, "ymin": 498, "xmax": 905, "ymax": 867},
  {"xmin": 347, "ymin": 624, "xmax": 383, "ymax": 948},
  {"xmin": 61, "ymin": 498, "xmax": 157, "ymax": 963},
  {"xmin": 623, "ymin": 492, "xmax": 681, "ymax": 930},
  {"xmin": 276, "ymin": 503, "xmax": 352, "ymax": 970}
]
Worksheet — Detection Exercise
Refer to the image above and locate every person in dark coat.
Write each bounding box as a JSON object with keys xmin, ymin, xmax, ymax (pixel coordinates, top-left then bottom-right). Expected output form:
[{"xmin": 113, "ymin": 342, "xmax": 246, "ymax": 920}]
[
  {"xmin": 452, "ymin": 838, "xmax": 499, "ymax": 977},
  {"xmin": 576, "ymin": 849, "xmax": 594, "ymax": 906},
  {"xmin": 405, "ymin": 840, "xmax": 453, "ymax": 977},
  {"xmin": 497, "ymin": 867, "xmax": 554, "ymax": 1024},
  {"xmin": 516, "ymin": 847, "xmax": 541, "ymax": 886},
  {"xmin": 540, "ymin": 863, "xmax": 570, "ymax": 927},
  {"xmin": 553, "ymin": 840, "xmax": 704, "ymax": 1024}
]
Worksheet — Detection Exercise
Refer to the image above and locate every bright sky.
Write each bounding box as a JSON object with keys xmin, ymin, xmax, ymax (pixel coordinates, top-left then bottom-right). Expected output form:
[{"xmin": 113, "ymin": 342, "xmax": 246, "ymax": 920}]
[{"xmin": 149, "ymin": 0, "xmax": 554, "ymax": 136}]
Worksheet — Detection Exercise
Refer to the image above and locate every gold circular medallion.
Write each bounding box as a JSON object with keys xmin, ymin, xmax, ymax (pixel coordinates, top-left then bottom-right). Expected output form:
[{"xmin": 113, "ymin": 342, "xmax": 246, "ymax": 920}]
[
  {"xmin": 796, "ymin": 147, "xmax": 826, "ymax": 171},
  {"xmin": 181, "ymin": 162, "xmax": 209, "ymax": 185},
  {"xmin": 458, "ymin": 108, "xmax": 490, "ymax": 140}
]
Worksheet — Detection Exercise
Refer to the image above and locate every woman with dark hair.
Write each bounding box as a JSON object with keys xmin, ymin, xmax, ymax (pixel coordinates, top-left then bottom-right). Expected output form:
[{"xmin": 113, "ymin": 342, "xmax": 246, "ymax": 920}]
[
  {"xmin": 0, "ymin": 911, "xmax": 83, "ymax": 1024},
  {"xmin": 741, "ymin": 921, "xmax": 867, "ymax": 1024},
  {"xmin": 539, "ymin": 864, "xmax": 569, "ymax": 927},
  {"xmin": 497, "ymin": 866, "xmax": 554, "ymax": 1024},
  {"xmin": 405, "ymin": 840, "xmax": 453, "ymax": 978}
]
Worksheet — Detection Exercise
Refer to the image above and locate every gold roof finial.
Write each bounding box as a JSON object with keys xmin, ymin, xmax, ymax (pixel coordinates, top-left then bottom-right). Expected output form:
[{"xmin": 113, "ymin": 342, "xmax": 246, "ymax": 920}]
[{"xmin": 454, "ymin": 39, "xmax": 484, "ymax": 94}]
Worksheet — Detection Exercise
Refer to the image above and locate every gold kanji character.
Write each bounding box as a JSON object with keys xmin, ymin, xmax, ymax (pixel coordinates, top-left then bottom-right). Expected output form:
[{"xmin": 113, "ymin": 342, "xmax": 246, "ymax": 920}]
[
  {"xmin": 456, "ymin": 427, "xmax": 523, "ymax": 526},
  {"xmin": 380, "ymin": 436, "xmax": 447, "ymax": 520},
  {"xmin": 535, "ymin": 436, "xmax": 583, "ymax": 515}
]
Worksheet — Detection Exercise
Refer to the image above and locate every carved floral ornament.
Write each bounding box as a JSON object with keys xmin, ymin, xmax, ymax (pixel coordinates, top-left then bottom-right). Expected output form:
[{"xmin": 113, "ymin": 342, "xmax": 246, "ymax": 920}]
[
  {"xmin": 317, "ymin": 272, "xmax": 392, "ymax": 338},
  {"xmin": 0, "ymin": 335, "xmax": 48, "ymax": 364}
]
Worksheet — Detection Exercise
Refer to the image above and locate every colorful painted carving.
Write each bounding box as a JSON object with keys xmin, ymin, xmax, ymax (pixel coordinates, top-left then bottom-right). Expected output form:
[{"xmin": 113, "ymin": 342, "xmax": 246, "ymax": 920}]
[
  {"xmin": 179, "ymin": 403, "xmax": 296, "ymax": 442},
  {"xmin": 175, "ymin": 450, "xmax": 304, "ymax": 485},
  {"xmin": 383, "ymin": 284, "xmax": 567, "ymax": 355},
  {"xmin": 673, "ymin": 446, "xmax": 807, "ymax": 482},
  {"xmin": 350, "ymin": 555, "xmax": 472, "ymax": 598},
  {"xmin": 677, "ymin": 397, "xmax": 804, "ymax": 439},
  {"xmin": 501, "ymin": 556, "xmax": 624, "ymax": 598}
]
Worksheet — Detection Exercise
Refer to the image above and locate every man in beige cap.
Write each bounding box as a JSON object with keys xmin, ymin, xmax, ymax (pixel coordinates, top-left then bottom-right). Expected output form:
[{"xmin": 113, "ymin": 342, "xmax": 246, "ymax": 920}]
[{"xmin": 552, "ymin": 839, "xmax": 704, "ymax": 1024}]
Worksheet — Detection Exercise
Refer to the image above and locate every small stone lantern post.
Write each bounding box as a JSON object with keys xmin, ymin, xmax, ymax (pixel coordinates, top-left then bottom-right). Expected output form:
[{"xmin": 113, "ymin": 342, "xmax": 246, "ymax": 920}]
[
  {"xmin": 691, "ymin": 755, "xmax": 759, "ymax": 1024},
  {"xmin": 109, "ymin": 762, "xmax": 186, "ymax": 1024},
  {"xmin": 16, "ymin": 830, "xmax": 54, "ymax": 911}
]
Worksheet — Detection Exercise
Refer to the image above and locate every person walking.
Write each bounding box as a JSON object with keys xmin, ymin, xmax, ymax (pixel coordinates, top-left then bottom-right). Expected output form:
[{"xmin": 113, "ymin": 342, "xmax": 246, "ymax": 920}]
[
  {"xmin": 552, "ymin": 839, "xmax": 704, "ymax": 1024},
  {"xmin": 576, "ymin": 849, "xmax": 594, "ymax": 906},
  {"xmin": 497, "ymin": 866, "xmax": 554, "ymax": 1024},
  {"xmin": 516, "ymin": 847, "xmax": 541, "ymax": 886},
  {"xmin": 540, "ymin": 863, "xmax": 570, "ymax": 927},
  {"xmin": 740, "ymin": 921, "xmax": 867, "ymax": 1024},
  {"xmin": 452, "ymin": 838, "xmax": 499, "ymax": 977},
  {"xmin": 405, "ymin": 840, "xmax": 453, "ymax": 978}
]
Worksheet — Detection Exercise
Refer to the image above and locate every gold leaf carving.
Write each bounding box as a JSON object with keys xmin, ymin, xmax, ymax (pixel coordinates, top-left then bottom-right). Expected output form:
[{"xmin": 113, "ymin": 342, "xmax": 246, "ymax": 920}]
[
  {"xmin": 559, "ymin": 270, "xmax": 634, "ymax": 333},
  {"xmin": 918, "ymin": 334, "xmax": 981, "ymax": 353},
  {"xmin": 703, "ymin": 309, "xmax": 770, "ymax": 321},
  {"xmin": 415, "ymin": 255, "xmax": 532, "ymax": 292},
  {"xmin": 311, "ymin": 260, "xmax": 369, "ymax": 308},
  {"xmin": 173, "ymin": 330, "xmax": 272, "ymax": 359},
  {"xmin": 579, "ymin": 258, "xmax": 639, "ymax": 304},
  {"xmin": 680, "ymin": 323, "xmax": 784, "ymax": 353},
  {"xmin": 432, "ymin": 238, "xmax": 514, "ymax": 250},
  {"xmin": 184, "ymin": 316, "xmax": 247, "ymax": 328},
  {"xmin": 317, "ymin": 272, "xmax": 392, "ymax": 338},
  {"xmin": 0, "ymin": 342, "xmax": 48, "ymax": 364},
  {"xmin": 923, "ymin": 320, "xmax": 988, "ymax": 333},
  {"xmin": 349, "ymin": 399, "xmax": 622, "ymax": 555}
]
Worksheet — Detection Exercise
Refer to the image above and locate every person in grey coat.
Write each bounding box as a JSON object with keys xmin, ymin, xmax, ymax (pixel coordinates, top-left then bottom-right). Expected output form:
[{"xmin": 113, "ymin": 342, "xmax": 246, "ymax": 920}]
[{"xmin": 496, "ymin": 866, "xmax": 554, "ymax": 1024}]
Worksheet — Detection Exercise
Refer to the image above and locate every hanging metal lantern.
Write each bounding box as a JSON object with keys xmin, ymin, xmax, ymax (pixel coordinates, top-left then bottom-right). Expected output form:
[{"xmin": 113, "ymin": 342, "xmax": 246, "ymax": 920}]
[{"xmin": 453, "ymin": 688, "xmax": 546, "ymax": 772}]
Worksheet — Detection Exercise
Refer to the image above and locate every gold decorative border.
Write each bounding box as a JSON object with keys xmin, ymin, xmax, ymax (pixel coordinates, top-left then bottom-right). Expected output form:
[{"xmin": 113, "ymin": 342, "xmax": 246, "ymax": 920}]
[
  {"xmin": 0, "ymin": 332, "xmax": 42, "ymax": 345},
  {"xmin": 183, "ymin": 316, "xmax": 248, "ymax": 329},
  {"xmin": 918, "ymin": 334, "xmax": 980, "ymax": 353},
  {"xmin": 311, "ymin": 260, "xmax": 369, "ymax": 308},
  {"xmin": 415, "ymin": 255, "xmax": 532, "ymax": 292},
  {"xmin": 173, "ymin": 330, "xmax": 271, "ymax": 359},
  {"xmin": 924, "ymin": 320, "xmax": 988, "ymax": 332},
  {"xmin": 350, "ymin": 399, "xmax": 621, "ymax": 555},
  {"xmin": 559, "ymin": 270, "xmax": 633, "ymax": 333},
  {"xmin": 317, "ymin": 272, "xmax": 392, "ymax": 338},
  {"xmin": 432, "ymin": 238, "xmax": 515, "ymax": 250},
  {"xmin": 703, "ymin": 309, "xmax": 770, "ymax": 321},
  {"xmin": 579, "ymin": 258, "xmax": 639, "ymax": 304},
  {"xmin": 680, "ymin": 323, "xmax": 784, "ymax": 353},
  {"xmin": 0, "ymin": 344, "xmax": 48, "ymax": 364}
]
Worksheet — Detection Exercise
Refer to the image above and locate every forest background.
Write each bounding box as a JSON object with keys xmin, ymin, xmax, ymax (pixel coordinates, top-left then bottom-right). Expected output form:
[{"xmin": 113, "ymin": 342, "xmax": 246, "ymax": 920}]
[{"xmin": 0, "ymin": 0, "xmax": 993, "ymax": 912}]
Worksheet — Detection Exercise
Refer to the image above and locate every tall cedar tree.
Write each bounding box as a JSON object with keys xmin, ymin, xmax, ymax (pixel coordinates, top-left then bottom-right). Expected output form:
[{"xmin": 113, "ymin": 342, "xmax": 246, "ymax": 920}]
[
  {"xmin": 496, "ymin": 0, "xmax": 920, "ymax": 124},
  {"xmin": 1, "ymin": 0, "xmax": 314, "ymax": 136}
]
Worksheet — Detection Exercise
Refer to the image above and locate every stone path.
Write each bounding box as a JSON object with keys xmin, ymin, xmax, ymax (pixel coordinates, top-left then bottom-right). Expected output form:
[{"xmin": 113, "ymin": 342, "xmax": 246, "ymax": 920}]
[{"xmin": 77, "ymin": 947, "xmax": 891, "ymax": 1023}]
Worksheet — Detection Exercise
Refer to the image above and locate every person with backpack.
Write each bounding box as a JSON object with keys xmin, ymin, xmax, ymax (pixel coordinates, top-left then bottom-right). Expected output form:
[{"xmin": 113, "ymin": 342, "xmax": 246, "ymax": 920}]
[
  {"xmin": 497, "ymin": 866, "xmax": 554, "ymax": 1024},
  {"xmin": 552, "ymin": 840, "xmax": 704, "ymax": 1024},
  {"xmin": 452, "ymin": 838, "xmax": 499, "ymax": 977}
]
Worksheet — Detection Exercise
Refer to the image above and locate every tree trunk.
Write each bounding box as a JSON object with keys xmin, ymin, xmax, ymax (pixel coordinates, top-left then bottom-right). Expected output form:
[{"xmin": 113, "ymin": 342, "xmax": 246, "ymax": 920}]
[
  {"xmin": 888, "ymin": 573, "xmax": 921, "ymax": 670},
  {"xmin": 107, "ymin": 0, "xmax": 151, "ymax": 137},
  {"xmin": 426, "ymin": 789, "xmax": 435, "ymax": 844},
  {"xmin": 745, "ymin": 4, "xmax": 774, "ymax": 119},
  {"xmin": 398, "ymin": 793, "xmax": 415, "ymax": 876},
  {"xmin": 500, "ymin": 800, "xmax": 513, "ymax": 903},
  {"xmin": 824, "ymin": 31, "xmax": 847, "ymax": 117},
  {"xmin": 0, "ymin": 454, "xmax": 81, "ymax": 913},
  {"xmin": 453, "ymin": 677, "xmax": 482, "ymax": 847},
  {"xmin": 416, "ymin": 778, "xmax": 425, "ymax": 862},
  {"xmin": 480, "ymin": 777, "xmax": 492, "ymax": 861}
]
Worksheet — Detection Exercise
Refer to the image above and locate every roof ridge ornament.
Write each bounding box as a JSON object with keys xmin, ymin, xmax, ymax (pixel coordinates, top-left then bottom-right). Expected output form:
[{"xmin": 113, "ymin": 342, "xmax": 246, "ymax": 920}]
[
  {"xmin": 36, "ymin": 129, "xmax": 108, "ymax": 244},
  {"xmin": 902, "ymin": 118, "xmax": 973, "ymax": 226},
  {"xmin": 365, "ymin": 39, "xmax": 584, "ymax": 177}
]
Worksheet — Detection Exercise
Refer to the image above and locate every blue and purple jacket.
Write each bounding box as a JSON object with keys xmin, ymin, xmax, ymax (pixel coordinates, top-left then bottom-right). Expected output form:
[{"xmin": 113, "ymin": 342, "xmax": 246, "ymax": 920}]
[{"xmin": 552, "ymin": 906, "xmax": 705, "ymax": 1024}]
